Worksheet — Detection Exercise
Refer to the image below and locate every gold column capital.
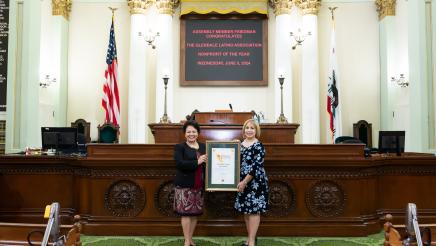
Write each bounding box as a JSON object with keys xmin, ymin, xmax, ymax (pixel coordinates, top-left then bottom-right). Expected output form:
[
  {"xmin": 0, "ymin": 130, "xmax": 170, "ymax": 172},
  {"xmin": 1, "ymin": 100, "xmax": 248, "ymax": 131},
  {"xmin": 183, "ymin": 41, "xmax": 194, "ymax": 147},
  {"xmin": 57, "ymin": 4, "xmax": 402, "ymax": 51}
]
[
  {"xmin": 127, "ymin": 0, "xmax": 153, "ymax": 15},
  {"xmin": 269, "ymin": 0, "xmax": 294, "ymax": 16},
  {"xmin": 52, "ymin": 0, "xmax": 72, "ymax": 20},
  {"xmin": 375, "ymin": 0, "xmax": 396, "ymax": 20},
  {"xmin": 155, "ymin": 0, "xmax": 180, "ymax": 16},
  {"xmin": 296, "ymin": 0, "xmax": 321, "ymax": 15}
]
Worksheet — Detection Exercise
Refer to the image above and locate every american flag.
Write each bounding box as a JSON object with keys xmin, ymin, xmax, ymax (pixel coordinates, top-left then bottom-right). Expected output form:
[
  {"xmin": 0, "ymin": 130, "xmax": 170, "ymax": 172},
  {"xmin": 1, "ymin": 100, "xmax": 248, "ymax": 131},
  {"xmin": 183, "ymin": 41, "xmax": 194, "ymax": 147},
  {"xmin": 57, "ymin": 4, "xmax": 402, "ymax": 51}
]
[
  {"xmin": 327, "ymin": 20, "xmax": 342, "ymax": 143},
  {"xmin": 102, "ymin": 17, "xmax": 120, "ymax": 126}
]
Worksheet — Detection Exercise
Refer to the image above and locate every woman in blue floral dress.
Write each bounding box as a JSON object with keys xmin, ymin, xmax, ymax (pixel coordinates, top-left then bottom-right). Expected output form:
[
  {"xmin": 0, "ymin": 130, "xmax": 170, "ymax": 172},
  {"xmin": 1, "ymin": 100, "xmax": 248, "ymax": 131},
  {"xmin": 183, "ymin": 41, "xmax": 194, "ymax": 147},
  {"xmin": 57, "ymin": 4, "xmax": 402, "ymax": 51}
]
[{"xmin": 234, "ymin": 119, "xmax": 269, "ymax": 246}]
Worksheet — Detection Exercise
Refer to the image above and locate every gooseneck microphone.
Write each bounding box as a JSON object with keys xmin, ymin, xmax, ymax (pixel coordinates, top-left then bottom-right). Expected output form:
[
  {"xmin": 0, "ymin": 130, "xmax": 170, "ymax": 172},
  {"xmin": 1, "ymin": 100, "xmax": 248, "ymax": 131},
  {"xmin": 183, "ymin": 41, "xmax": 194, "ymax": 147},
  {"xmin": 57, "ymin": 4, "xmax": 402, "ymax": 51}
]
[{"xmin": 229, "ymin": 103, "xmax": 233, "ymax": 111}]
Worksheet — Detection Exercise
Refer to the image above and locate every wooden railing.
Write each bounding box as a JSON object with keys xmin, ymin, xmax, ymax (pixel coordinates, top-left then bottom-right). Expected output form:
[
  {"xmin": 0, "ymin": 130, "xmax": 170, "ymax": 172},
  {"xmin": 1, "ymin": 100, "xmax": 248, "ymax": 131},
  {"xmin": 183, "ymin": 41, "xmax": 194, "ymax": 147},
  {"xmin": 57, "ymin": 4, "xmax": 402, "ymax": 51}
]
[{"xmin": 0, "ymin": 215, "xmax": 81, "ymax": 245}]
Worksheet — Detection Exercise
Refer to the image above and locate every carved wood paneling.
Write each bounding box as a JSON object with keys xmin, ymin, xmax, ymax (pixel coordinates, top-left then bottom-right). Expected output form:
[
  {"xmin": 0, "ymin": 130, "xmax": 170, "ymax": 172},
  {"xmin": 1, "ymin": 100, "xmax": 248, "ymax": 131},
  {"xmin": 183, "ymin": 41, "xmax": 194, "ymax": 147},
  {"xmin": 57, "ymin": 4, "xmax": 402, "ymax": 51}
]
[
  {"xmin": 205, "ymin": 192, "xmax": 237, "ymax": 218},
  {"xmin": 265, "ymin": 180, "xmax": 296, "ymax": 217},
  {"xmin": 1, "ymin": 145, "xmax": 436, "ymax": 236},
  {"xmin": 154, "ymin": 180, "xmax": 176, "ymax": 217},
  {"xmin": 104, "ymin": 180, "xmax": 146, "ymax": 217},
  {"xmin": 305, "ymin": 180, "xmax": 346, "ymax": 217}
]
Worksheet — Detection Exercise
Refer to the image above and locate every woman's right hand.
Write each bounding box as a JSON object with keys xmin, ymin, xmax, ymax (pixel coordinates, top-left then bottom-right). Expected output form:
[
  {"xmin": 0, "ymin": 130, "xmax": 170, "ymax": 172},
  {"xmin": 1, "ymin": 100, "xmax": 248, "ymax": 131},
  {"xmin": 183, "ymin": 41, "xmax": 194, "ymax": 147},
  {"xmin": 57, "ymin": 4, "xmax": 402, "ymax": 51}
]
[{"xmin": 198, "ymin": 154, "xmax": 207, "ymax": 165}]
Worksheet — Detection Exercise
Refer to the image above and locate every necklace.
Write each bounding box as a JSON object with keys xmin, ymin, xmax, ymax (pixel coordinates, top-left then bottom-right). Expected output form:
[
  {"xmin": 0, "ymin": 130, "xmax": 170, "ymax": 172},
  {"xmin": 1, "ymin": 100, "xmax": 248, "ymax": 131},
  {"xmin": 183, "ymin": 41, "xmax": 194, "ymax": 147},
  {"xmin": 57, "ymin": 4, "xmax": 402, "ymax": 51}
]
[
  {"xmin": 243, "ymin": 138, "xmax": 257, "ymax": 147},
  {"xmin": 187, "ymin": 141, "xmax": 199, "ymax": 149}
]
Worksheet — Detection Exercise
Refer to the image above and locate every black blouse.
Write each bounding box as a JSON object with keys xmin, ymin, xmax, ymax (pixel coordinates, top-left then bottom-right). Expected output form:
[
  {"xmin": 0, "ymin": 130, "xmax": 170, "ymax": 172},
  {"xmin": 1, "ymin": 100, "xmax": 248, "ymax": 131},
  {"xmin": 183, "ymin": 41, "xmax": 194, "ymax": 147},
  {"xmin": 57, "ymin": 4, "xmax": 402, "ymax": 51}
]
[{"xmin": 173, "ymin": 142, "xmax": 206, "ymax": 188}]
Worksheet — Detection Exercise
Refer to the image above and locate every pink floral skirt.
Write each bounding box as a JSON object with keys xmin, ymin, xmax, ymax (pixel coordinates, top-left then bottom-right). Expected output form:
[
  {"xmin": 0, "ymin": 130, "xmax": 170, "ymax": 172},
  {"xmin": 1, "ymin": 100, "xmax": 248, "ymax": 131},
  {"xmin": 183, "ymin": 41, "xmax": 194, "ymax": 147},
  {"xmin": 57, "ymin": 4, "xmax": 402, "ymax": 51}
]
[{"xmin": 174, "ymin": 187, "xmax": 204, "ymax": 216}]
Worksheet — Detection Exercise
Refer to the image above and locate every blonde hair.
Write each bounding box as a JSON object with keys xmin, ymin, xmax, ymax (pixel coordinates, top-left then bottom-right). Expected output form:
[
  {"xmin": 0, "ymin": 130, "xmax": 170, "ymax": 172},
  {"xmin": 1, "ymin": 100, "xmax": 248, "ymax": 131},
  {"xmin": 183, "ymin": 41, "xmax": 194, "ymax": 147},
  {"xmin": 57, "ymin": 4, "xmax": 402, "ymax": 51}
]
[{"xmin": 242, "ymin": 119, "xmax": 261, "ymax": 139}]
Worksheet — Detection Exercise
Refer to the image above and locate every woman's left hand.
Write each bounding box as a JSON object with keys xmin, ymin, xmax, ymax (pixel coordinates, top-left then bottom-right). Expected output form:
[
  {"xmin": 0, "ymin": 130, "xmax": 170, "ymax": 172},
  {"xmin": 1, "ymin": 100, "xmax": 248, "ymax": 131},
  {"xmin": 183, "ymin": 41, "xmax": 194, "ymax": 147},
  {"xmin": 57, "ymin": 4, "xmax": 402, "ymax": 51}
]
[
  {"xmin": 237, "ymin": 180, "xmax": 246, "ymax": 192},
  {"xmin": 198, "ymin": 154, "xmax": 207, "ymax": 165}
]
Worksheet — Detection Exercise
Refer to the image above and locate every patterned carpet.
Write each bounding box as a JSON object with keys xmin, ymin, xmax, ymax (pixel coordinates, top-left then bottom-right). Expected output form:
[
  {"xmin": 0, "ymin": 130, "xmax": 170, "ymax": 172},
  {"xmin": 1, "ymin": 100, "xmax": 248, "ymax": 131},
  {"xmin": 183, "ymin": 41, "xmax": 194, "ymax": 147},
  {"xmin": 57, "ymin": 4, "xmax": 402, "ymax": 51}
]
[{"xmin": 81, "ymin": 232, "xmax": 384, "ymax": 246}]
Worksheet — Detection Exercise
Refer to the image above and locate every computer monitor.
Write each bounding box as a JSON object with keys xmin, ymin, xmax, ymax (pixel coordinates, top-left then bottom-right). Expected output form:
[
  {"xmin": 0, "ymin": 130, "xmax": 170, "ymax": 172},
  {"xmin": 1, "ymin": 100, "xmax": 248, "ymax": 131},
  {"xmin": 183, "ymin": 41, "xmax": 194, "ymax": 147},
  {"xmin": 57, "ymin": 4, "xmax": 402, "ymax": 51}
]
[
  {"xmin": 378, "ymin": 130, "xmax": 405, "ymax": 156},
  {"xmin": 41, "ymin": 127, "xmax": 78, "ymax": 153}
]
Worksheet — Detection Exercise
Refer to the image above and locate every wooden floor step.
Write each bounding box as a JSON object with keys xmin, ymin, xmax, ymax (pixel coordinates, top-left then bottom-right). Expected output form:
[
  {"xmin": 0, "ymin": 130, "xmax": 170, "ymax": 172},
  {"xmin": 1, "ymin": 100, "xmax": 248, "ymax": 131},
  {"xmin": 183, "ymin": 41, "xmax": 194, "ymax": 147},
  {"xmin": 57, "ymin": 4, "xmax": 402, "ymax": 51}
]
[
  {"xmin": 0, "ymin": 222, "xmax": 71, "ymax": 245},
  {"xmin": 394, "ymin": 223, "xmax": 436, "ymax": 246}
]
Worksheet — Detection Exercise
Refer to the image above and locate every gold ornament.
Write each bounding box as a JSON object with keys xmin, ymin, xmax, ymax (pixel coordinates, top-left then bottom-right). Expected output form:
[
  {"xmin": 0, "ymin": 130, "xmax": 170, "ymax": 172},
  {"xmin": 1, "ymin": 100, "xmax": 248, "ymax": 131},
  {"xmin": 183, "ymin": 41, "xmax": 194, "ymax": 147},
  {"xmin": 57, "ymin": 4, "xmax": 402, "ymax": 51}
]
[
  {"xmin": 375, "ymin": 0, "xmax": 396, "ymax": 20},
  {"xmin": 127, "ymin": 0, "xmax": 154, "ymax": 15},
  {"xmin": 269, "ymin": 0, "xmax": 294, "ymax": 16},
  {"xmin": 296, "ymin": 0, "xmax": 321, "ymax": 15},
  {"xmin": 155, "ymin": 0, "xmax": 180, "ymax": 16},
  {"xmin": 52, "ymin": 0, "xmax": 72, "ymax": 20}
]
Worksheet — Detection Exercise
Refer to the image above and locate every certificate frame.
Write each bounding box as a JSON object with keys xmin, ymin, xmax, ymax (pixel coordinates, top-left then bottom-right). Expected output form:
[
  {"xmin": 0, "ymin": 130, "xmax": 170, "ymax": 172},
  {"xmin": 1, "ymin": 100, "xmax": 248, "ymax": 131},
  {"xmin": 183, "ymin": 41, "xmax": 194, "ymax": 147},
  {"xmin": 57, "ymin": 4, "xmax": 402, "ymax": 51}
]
[{"xmin": 205, "ymin": 141, "xmax": 240, "ymax": 191}]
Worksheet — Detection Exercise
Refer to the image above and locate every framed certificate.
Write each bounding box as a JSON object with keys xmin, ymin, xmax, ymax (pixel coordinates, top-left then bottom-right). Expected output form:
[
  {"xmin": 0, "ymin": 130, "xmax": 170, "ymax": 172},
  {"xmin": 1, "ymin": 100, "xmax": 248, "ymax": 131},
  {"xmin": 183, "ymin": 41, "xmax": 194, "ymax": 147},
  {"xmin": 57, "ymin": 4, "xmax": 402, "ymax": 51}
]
[{"xmin": 205, "ymin": 141, "xmax": 240, "ymax": 191}]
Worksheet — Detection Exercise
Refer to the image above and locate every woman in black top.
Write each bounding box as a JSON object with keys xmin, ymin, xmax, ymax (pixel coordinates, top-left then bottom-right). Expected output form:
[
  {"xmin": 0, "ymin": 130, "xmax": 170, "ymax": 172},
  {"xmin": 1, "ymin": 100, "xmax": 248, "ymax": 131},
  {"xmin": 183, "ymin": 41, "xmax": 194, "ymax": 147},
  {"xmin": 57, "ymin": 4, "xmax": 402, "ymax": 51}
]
[{"xmin": 174, "ymin": 120, "xmax": 207, "ymax": 246}]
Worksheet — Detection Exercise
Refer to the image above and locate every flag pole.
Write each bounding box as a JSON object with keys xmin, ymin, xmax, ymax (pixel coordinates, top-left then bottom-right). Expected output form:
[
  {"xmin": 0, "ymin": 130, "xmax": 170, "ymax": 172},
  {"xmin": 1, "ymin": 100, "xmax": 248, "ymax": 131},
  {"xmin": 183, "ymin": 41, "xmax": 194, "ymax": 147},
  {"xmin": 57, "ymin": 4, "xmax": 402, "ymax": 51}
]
[
  {"xmin": 327, "ymin": 6, "xmax": 339, "ymax": 143},
  {"xmin": 102, "ymin": 6, "xmax": 121, "ymax": 128}
]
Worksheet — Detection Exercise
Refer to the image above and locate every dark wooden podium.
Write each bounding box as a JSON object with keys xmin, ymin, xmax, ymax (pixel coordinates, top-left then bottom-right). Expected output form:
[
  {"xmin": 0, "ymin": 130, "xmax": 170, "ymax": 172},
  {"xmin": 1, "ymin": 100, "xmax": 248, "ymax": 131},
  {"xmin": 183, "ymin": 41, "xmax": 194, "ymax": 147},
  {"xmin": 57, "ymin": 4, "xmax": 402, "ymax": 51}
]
[
  {"xmin": 148, "ymin": 112, "xmax": 299, "ymax": 144},
  {"xmin": 194, "ymin": 111, "xmax": 253, "ymax": 124}
]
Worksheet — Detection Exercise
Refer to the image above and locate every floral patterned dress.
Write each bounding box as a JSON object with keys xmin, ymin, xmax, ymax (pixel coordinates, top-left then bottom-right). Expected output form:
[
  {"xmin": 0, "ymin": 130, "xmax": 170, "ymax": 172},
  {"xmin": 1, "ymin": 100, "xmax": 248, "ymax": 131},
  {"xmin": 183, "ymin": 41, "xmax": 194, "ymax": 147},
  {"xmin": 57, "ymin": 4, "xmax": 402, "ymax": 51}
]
[{"xmin": 234, "ymin": 141, "xmax": 269, "ymax": 214}]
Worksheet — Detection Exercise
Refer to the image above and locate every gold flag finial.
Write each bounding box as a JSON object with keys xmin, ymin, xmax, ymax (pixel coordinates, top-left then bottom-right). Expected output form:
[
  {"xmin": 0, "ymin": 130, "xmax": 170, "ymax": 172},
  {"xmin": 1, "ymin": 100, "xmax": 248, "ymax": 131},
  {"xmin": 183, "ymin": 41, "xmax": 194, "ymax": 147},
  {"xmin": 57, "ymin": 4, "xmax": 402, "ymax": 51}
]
[
  {"xmin": 329, "ymin": 7, "xmax": 338, "ymax": 21},
  {"xmin": 109, "ymin": 7, "xmax": 118, "ymax": 18}
]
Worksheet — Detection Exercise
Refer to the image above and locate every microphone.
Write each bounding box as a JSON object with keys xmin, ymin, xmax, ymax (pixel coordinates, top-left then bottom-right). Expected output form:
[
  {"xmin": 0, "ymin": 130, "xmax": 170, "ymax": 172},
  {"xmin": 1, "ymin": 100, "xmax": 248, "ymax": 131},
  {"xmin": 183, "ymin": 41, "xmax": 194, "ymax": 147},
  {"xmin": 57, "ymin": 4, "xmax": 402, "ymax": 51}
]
[
  {"xmin": 209, "ymin": 119, "xmax": 226, "ymax": 124},
  {"xmin": 229, "ymin": 103, "xmax": 233, "ymax": 111}
]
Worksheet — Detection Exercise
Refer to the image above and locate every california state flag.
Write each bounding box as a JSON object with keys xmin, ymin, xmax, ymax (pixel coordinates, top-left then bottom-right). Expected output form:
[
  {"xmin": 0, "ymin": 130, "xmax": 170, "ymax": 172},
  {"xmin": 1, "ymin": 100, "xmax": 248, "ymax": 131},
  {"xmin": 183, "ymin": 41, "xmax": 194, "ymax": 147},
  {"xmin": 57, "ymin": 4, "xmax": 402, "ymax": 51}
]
[{"xmin": 327, "ymin": 22, "xmax": 342, "ymax": 143}]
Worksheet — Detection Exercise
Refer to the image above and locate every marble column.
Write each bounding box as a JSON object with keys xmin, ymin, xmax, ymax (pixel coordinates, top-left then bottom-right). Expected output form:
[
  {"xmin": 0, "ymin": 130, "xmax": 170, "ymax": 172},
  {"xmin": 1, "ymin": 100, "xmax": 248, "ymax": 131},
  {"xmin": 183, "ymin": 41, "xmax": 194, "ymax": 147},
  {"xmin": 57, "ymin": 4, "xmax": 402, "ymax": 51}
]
[
  {"xmin": 155, "ymin": 0, "xmax": 179, "ymax": 123},
  {"xmin": 127, "ymin": 0, "xmax": 152, "ymax": 143},
  {"xmin": 376, "ymin": 0, "xmax": 397, "ymax": 133},
  {"xmin": 406, "ymin": 0, "xmax": 431, "ymax": 151},
  {"xmin": 6, "ymin": 0, "xmax": 42, "ymax": 152},
  {"xmin": 269, "ymin": 0, "xmax": 293, "ymax": 123},
  {"xmin": 50, "ymin": 0, "xmax": 71, "ymax": 127},
  {"xmin": 298, "ymin": 0, "xmax": 321, "ymax": 143}
]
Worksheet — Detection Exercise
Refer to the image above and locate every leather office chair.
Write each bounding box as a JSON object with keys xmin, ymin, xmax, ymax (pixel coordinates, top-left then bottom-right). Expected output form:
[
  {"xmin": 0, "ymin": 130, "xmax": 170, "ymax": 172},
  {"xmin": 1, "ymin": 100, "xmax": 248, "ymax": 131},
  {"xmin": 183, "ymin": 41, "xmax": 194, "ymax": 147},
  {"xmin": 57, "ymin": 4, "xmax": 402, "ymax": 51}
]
[
  {"xmin": 97, "ymin": 123, "xmax": 119, "ymax": 143},
  {"xmin": 71, "ymin": 119, "xmax": 91, "ymax": 143},
  {"xmin": 335, "ymin": 136, "xmax": 362, "ymax": 144},
  {"xmin": 353, "ymin": 120, "xmax": 372, "ymax": 148}
]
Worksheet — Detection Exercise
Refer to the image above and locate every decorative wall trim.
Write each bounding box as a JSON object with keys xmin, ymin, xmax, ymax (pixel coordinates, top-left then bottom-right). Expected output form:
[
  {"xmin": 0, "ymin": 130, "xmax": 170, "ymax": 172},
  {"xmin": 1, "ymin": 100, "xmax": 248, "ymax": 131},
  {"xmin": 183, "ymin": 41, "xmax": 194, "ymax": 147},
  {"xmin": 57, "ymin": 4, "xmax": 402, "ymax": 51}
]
[
  {"xmin": 3, "ymin": 165, "xmax": 436, "ymax": 176},
  {"xmin": 268, "ymin": 168, "xmax": 378, "ymax": 178},
  {"xmin": 0, "ymin": 166, "xmax": 74, "ymax": 174},
  {"xmin": 89, "ymin": 169, "xmax": 175, "ymax": 177}
]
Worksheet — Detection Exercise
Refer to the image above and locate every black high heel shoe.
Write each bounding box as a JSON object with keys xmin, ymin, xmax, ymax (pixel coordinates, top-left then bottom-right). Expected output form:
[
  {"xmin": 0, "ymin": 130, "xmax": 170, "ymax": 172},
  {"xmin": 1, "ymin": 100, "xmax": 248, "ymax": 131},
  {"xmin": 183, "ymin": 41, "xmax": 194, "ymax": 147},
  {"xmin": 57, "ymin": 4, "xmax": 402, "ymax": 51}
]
[
  {"xmin": 242, "ymin": 238, "xmax": 257, "ymax": 246},
  {"xmin": 184, "ymin": 240, "xmax": 195, "ymax": 246}
]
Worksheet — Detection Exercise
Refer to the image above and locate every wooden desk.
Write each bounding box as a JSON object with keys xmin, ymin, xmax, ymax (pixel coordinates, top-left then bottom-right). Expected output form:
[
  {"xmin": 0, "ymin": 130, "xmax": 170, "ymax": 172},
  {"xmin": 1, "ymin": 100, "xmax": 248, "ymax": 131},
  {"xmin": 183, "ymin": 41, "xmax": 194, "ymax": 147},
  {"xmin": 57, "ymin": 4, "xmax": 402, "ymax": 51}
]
[
  {"xmin": 148, "ymin": 123, "xmax": 299, "ymax": 144},
  {"xmin": 193, "ymin": 112, "xmax": 253, "ymax": 124},
  {"xmin": 1, "ymin": 145, "xmax": 436, "ymax": 237}
]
